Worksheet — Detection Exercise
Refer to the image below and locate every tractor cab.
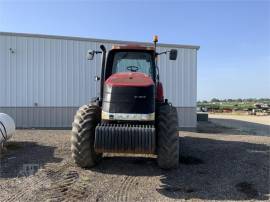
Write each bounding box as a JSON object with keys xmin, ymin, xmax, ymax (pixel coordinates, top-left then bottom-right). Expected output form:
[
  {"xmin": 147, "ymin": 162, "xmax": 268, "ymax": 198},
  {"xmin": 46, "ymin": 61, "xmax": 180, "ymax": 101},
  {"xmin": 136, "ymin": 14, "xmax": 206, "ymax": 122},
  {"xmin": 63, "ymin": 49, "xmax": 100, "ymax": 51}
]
[{"xmin": 106, "ymin": 45, "xmax": 156, "ymax": 80}]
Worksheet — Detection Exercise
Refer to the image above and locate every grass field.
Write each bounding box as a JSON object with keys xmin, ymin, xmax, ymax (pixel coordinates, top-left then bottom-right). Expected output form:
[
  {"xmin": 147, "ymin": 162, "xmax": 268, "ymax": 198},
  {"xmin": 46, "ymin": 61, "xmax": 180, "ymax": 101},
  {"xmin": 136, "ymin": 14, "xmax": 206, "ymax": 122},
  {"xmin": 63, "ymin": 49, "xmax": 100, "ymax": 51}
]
[
  {"xmin": 197, "ymin": 99, "xmax": 270, "ymax": 114},
  {"xmin": 198, "ymin": 102, "xmax": 256, "ymax": 110}
]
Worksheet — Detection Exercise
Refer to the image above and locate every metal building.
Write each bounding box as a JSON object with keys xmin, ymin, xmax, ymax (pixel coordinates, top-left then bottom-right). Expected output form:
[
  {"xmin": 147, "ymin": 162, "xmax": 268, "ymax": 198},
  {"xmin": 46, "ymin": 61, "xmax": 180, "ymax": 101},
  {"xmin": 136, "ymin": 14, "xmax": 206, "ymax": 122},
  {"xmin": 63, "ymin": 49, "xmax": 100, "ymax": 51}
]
[{"xmin": 0, "ymin": 32, "xmax": 199, "ymax": 128}]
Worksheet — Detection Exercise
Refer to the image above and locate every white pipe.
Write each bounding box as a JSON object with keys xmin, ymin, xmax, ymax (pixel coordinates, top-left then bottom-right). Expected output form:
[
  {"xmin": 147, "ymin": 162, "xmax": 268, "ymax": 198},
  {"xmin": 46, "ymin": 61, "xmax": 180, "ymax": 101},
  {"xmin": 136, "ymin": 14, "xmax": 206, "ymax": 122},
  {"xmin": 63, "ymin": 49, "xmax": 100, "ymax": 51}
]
[{"xmin": 0, "ymin": 113, "xmax": 15, "ymax": 144}]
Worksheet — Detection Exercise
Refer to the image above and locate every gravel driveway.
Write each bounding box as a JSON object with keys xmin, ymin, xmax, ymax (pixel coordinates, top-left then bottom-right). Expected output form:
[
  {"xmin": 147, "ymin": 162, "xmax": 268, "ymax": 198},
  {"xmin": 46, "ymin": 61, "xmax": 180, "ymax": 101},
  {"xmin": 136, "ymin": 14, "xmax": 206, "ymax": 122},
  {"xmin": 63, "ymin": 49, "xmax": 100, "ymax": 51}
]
[
  {"xmin": 209, "ymin": 114, "xmax": 270, "ymax": 136},
  {"xmin": 0, "ymin": 122, "xmax": 269, "ymax": 201}
]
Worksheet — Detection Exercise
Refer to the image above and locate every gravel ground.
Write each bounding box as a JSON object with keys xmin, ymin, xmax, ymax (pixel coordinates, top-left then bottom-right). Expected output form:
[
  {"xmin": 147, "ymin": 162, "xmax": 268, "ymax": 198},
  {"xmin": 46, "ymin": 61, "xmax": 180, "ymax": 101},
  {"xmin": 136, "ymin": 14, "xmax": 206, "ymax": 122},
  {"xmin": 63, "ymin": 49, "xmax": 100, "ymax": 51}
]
[
  {"xmin": 209, "ymin": 114, "xmax": 270, "ymax": 136},
  {"xmin": 210, "ymin": 114, "xmax": 270, "ymax": 126},
  {"xmin": 0, "ymin": 121, "xmax": 269, "ymax": 201}
]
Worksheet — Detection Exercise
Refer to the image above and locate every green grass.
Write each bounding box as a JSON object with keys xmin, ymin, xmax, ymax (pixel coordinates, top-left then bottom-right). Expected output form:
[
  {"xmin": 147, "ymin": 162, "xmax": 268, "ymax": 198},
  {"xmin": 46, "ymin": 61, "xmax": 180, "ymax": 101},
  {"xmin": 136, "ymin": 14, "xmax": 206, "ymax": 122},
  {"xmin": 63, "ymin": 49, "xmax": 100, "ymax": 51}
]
[{"xmin": 198, "ymin": 102, "xmax": 256, "ymax": 110}]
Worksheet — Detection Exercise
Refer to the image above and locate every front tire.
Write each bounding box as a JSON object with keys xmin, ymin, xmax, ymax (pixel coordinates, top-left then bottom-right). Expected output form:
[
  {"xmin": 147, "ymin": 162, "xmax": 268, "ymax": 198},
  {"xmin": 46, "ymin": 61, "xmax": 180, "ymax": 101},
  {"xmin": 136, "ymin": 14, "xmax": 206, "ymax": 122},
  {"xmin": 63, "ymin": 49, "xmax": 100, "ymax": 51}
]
[
  {"xmin": 157, "ymin": 104, "xmax": 179, "ymax": 169},
  {"xmin": 71, "ymin": 104, "xmax": 101, "ymax": 168}
]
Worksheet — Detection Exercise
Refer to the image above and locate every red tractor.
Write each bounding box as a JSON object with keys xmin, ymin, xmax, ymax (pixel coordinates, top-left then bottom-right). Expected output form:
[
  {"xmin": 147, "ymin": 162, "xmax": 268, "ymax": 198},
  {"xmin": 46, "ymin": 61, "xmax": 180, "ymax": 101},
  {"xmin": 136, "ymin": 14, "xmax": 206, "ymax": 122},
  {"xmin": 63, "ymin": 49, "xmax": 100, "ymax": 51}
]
[{"xmin": 71, "ymin": 36, "xmax": 179, "ymax": 169}]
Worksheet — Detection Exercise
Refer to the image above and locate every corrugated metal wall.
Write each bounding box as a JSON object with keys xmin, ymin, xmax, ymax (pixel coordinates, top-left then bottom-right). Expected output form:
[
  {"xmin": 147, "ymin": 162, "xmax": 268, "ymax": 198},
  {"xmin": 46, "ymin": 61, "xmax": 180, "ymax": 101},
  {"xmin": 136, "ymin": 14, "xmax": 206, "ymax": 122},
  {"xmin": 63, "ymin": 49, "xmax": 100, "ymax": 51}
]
[{"xmin": 0, "ymin": 33, "xmax": 198, "ymax": 128}]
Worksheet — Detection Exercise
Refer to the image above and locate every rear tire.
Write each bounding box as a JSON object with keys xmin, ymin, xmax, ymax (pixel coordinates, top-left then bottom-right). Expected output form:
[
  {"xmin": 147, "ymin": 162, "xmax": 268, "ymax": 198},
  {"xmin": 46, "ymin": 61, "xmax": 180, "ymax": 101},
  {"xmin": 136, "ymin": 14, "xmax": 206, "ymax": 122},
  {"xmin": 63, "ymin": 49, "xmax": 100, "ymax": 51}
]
[
  {"xmin": 71, "ymin": 104, "xmax": 101, "ymax": 168},
  {"xmin": 157, "ymin": 104, "xmax": 179, "ymax": 169}
]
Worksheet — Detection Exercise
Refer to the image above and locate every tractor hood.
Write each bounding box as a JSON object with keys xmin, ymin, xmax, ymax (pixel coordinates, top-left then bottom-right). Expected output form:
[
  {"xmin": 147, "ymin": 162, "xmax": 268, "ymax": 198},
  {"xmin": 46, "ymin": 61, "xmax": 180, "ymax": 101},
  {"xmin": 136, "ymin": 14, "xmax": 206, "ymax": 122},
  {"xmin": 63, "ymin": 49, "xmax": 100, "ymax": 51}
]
[
  {"xmin": 105, "ymin": 72, "xmax": 154, "ymax": 87},
  {"xmin": 102, "ymin": 72, "xmax": 155, "ymax": 119}
]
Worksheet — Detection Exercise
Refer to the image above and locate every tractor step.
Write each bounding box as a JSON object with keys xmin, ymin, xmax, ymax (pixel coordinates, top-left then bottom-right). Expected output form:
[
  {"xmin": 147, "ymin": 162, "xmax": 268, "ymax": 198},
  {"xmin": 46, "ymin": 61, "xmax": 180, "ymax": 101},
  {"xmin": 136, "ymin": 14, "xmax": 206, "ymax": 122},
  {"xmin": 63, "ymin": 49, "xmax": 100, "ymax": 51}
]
[{"xmin": 94, "ymin": 123, "xmax": 155, "ymax": 154}]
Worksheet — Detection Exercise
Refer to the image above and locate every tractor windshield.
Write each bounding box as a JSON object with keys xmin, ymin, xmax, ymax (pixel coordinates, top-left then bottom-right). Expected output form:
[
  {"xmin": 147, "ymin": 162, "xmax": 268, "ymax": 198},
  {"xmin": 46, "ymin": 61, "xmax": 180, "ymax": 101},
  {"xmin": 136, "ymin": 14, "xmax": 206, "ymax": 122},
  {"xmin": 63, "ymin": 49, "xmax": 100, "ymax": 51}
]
[{"xmin": 112, "ymin": 52, "xmax": 154, "ymax": 77}]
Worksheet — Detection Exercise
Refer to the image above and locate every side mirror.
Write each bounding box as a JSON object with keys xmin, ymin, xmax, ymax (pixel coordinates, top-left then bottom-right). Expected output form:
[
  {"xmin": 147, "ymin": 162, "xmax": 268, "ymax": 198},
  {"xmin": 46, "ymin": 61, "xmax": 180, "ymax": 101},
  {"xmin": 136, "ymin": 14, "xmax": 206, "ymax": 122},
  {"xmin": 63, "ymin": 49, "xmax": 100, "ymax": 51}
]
[
  {"xmin": 87, "ymin": 49, "xmax": 95, "ymax": 60},
  {"xmin": 169, "ymin": 49, "xmax": 177, "ymax": 60}
]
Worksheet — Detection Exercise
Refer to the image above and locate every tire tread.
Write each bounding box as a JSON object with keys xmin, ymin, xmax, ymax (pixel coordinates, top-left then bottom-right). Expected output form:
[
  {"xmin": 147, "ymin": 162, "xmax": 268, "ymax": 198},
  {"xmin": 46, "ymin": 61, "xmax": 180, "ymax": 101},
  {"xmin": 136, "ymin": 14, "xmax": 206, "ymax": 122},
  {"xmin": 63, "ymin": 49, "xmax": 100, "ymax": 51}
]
[
  {"xmin": 157, "ymin": 104, "xmax": 179, "ymax": 169},
  {"xmin": 70, "ymin": 104, "xmax": 101, "ymax": 168}
]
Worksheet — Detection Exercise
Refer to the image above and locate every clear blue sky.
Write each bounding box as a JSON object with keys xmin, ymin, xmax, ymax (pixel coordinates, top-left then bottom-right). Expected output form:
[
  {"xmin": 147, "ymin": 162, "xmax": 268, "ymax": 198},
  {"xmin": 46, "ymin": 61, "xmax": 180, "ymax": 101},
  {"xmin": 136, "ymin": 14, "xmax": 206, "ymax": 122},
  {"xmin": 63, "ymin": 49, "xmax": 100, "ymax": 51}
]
[{"xmin": 0, "ymin": 0, "xmax": 269, "ymax": 101}]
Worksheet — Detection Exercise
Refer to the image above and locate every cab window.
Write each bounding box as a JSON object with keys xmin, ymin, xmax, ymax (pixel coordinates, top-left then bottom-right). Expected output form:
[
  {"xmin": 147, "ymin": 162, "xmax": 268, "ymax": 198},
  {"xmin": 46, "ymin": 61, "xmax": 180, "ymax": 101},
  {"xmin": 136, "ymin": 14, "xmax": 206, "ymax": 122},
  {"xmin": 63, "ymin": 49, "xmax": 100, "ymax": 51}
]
[{"xmin": 111, "ymin": 52, "xmax": 154, "ymax": 78}]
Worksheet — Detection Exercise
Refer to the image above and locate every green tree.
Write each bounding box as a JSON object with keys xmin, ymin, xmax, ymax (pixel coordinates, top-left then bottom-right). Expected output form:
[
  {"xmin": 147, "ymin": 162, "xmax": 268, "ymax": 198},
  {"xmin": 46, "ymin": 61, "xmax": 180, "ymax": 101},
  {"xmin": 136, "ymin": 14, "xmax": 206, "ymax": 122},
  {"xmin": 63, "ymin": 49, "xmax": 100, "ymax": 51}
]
[{"xmin": 211, "ymin": 98, "xmax": 220, "ymax": 102}]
